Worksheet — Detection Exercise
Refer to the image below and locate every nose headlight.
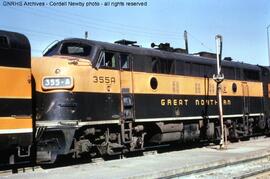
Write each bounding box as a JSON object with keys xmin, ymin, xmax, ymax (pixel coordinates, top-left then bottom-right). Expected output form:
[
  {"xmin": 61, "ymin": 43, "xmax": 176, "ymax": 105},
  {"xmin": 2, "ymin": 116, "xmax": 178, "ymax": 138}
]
[{"xmin": 42, "ymin": 76, "xmax": 73, "ymax": 90}]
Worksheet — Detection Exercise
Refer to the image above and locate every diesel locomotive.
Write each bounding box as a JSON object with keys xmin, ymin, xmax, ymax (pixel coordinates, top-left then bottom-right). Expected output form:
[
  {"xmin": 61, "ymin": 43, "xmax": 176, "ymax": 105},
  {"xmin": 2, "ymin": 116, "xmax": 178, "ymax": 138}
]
[
  {"xmin": 0, "ymin": 30, "xmax": 33, "ymax": 165},
  {"xmin": 32, "ymin": 38, "xmax": 270, "ymax": 163},
  {"xmin": 1, "ymin": 29, "xmax": 270, "ymax": 165}
]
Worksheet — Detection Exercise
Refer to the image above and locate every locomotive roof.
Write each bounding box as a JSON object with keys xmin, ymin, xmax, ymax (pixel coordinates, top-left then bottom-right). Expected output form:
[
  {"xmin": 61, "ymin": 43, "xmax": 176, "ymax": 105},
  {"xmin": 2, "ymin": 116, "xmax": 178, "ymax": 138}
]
[
  {"xmin": 0, "ymin": 30, "xmax": 30, "ymax": 50},
  {"xmin": 0, "ymin": 30, "xmax": 31, "ymax": 68},
  {"xmin": 60, "ymin": 38, "xmax": 260, "ymax": 71}
]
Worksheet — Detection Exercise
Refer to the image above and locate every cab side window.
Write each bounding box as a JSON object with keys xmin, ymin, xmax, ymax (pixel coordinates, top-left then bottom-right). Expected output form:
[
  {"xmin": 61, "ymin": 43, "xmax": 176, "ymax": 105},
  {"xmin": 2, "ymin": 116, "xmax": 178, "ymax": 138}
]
[
  {"xmin": 120, "ymin": 54, "xmax": 130, "ymax": 70},
  {"xmin": 100, "ymin": 51, "xmax": 117, "ymax": 68}
]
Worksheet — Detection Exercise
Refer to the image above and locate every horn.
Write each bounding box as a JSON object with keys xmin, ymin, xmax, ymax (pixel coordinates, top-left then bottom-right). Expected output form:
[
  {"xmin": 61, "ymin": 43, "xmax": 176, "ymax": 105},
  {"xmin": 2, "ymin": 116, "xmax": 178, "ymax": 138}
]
[{"xmin": 151, "ymin": 43, "xmax": 156, "ymax": 48}]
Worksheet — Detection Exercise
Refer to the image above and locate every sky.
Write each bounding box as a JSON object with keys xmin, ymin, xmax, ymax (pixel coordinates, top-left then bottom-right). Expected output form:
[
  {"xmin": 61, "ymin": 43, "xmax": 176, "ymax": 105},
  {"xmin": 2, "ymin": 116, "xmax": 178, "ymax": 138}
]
[{"xmin": 0, "ymin": 0, "xmax": 270, "ymax": 65}]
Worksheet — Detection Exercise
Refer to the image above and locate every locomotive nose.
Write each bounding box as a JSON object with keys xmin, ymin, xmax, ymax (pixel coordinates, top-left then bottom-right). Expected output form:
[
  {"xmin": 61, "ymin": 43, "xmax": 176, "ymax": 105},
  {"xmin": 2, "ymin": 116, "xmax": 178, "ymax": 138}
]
[{"xmin": 36, "ymin": 92, "xmax": 78, "ymax": 121}]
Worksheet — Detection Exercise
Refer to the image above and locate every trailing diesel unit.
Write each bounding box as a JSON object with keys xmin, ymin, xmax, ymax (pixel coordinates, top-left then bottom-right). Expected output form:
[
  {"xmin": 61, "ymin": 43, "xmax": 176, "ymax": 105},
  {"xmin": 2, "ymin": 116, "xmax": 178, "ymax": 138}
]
[{"xmin": 0, "ymin": 30, "xmax": 33, "ymax": 165}]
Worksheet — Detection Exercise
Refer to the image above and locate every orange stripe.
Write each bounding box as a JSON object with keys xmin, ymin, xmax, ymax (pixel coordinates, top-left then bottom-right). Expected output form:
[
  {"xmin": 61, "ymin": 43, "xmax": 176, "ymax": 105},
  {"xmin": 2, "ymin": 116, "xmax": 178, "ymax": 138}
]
[
  {"xmin": 0, "ymin": 117, "xmax": 32, "ymax": 130},
  {"xmin": 0, "ymin": 66, "xmax": 31, "ymax": 98},
  {"xmin": 31, "ymin": 57, "xmax": 263, "ymax": 97},
  {"xmin": 0, "ymin": 67, "xmax": 31, "ymax": 99}
]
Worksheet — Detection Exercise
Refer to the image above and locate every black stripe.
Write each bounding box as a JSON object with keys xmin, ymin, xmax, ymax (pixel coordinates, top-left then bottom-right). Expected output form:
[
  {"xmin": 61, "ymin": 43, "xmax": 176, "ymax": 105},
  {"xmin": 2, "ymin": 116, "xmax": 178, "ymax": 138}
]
[
  {"xmin": 36, "ymin": 91, "xmax": 264, "ymax": 122},
  {"xmin": 134, "ymin": 94, "xmax": 263, "ymax": 119},
  {"xmin": 35, "ymin": 92, "xmax": 121, "ymax": 121},
  {"xmin": 0, "ymin": 98, "xmax": 32, "ymax": 116},
  {"xmin": 0, "ymin": 48, "xmax": 30, "ymax": 68},
  {"xmin": 0, "ymin": 133, "xmax": 32, "ymax": 150}
]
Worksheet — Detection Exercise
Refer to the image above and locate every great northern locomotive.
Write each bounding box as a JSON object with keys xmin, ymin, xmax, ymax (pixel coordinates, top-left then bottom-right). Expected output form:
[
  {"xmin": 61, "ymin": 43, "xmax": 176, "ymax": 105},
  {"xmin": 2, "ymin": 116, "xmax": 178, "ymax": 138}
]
[{"xmin": 1, "ymin": 29, "xmax": 270, "ymax": 165}]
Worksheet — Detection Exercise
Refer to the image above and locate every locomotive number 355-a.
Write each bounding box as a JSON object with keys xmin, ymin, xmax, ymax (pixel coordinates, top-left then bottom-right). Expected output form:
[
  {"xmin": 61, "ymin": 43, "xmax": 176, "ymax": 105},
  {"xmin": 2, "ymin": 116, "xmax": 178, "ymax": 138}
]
[{"xmin": 93, "ymin": 76, "xmax": 116, "ymax": 84}]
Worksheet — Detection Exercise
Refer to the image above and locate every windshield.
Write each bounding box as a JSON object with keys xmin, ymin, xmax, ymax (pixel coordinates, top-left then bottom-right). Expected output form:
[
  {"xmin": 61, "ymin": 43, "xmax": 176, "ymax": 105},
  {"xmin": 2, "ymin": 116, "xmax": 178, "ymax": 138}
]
[
  {"xmin": 60, "ymin": 42, "xmax": 92, "ymax": 57},
  {"xmin": 44, "ymin": 41, "xmax": 92, "ymax": 58}
]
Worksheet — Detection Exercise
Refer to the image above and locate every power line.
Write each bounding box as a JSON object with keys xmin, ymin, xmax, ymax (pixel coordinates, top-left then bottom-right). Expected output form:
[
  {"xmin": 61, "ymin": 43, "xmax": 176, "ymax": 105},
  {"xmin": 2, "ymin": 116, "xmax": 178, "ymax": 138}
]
[
  {"xmin": 0, "ymin": 25, "xmax": 67, "ymax": 39},
  {"xmin": 4, "ymin": 7, "xmax": 214, "ymax": 53},
  {"xmin": 187, "ymin": 32, "xmax": 214, "ymax": 52},
  {"xmin": 43, "ymin": 6, "xmax": 182, "ymax": 37},
  {"xmin": 7, "ymin": 6, "xmax": 182, "ymax": 40},
  {"xmin": 6, "ymin": 7, "xmax": 122, "ymax": 34}
]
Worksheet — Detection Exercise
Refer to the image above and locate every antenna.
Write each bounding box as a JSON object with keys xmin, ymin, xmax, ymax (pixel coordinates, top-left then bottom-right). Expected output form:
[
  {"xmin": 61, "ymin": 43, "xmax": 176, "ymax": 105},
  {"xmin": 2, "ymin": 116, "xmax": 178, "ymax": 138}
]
[
  {"xmin": 184, "ymin": 30, "xmax": 189, "ymax": 53},
  {"xmin": 85, "ymin": 31, "xmax": 88, "ymax": 39}
]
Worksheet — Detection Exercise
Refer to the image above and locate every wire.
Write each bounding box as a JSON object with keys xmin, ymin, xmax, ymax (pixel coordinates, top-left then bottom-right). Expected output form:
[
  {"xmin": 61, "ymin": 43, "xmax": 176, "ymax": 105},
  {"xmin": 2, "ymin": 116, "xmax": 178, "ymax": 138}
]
[
  {"xmin": 3, "ymin": 7, "xmax": 215, "ymax": 53},
  {"xmin": 0, "ymin": 25, "xmax": 66, "ymax": 39},
  {"xmin": 6, "ymin": 6, "xmax": 182, "ymax": 40},
  {"xmin": 187, "ymin": 32, "xmax": 214, "ymax": 52},
  {"xmin": 42, "ymin": 7, "xmax": 183, "ymax": 37}
]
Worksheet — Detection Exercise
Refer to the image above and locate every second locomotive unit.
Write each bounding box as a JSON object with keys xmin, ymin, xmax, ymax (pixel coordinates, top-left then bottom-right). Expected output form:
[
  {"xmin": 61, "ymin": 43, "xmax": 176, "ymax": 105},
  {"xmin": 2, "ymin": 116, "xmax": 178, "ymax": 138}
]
[
  {"xmin": 0, "ymin": 30, "xmax": 33, "ymax": 165},
  {"xmin": 31, "ymin": 38, "xmax": 270, "ymax": 163}
]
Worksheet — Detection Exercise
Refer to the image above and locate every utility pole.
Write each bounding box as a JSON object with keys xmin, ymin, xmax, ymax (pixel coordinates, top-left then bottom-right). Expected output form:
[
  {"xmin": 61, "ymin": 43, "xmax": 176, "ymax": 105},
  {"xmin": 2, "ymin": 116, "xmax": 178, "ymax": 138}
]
[
  {"xmin": 213, "ymin": 35, "xmax": 225, "ymax": 149},
  {"xmin": 184, "ymin": 30, "xmax": 189, "ymax": 54},
  {"xmin": 267, "ymin": 25, "xmax": 270, "ymax": 65}
]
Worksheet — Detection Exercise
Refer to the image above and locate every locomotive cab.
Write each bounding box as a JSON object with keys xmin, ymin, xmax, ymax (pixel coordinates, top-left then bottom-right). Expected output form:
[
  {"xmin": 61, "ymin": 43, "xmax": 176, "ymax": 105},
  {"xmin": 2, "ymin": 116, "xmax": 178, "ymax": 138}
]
[{"xmin": 32, "ymin": 39, "xmax": 123, "ymax": 163}]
